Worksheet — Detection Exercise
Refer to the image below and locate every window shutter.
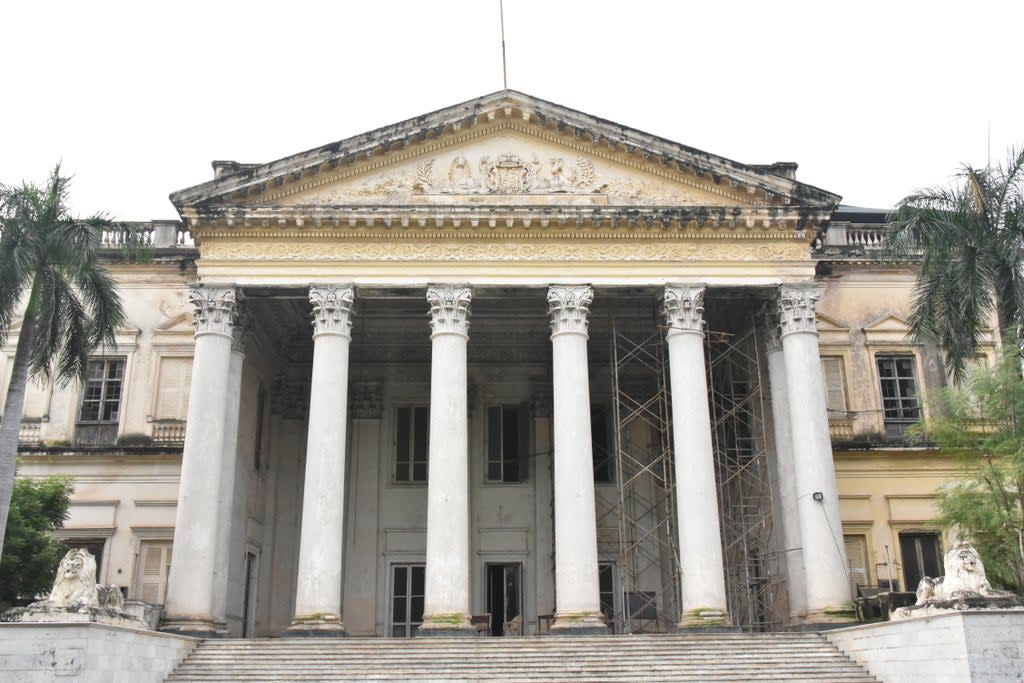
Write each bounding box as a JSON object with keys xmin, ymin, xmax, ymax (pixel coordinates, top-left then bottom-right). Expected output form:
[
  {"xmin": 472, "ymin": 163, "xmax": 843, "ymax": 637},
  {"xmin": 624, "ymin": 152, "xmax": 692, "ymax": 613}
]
[
  {"xmin": 137, "ymin": 542, "xmax": 173, "ymax": 604},
  {"xmin": 821, "ymin": 357, "xmax": 847, "ymax": 412},
  {"xmin": 156, "ymin": 357, "xmax": 192, "ymax": 420},
  {"xmin": 21, "ymin": 377, "xmax": 48, "ymax": 418},
  {"xmin": 518, "ymin": 402, "xmax": 531, "ymax": 481},
  {"xmin": 844, "ymin": 535, "xmax": 869, "ymax": 599}
]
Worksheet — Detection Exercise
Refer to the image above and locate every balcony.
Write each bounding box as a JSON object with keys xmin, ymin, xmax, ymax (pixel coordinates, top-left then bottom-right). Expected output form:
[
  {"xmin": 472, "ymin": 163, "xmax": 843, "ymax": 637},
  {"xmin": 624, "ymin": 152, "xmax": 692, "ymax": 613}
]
[
  {"xmin": 18, "ymin": 419, "xmax": 42, "ymax": 445},
  {"xmin": 99, "ymin": 221, "xmax": 194, "ymax": 250},
  {"xmin": 151, "ymin": 420, "xmax": 187, "ymax": 444}
]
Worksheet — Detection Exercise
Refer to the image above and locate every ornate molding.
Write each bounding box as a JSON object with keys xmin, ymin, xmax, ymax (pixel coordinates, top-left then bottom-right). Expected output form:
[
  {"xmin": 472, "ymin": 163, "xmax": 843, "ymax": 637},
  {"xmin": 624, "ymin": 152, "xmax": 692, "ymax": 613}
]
[
  {"xmin": 548, "ymin": 285, "xmax": 593, "ymax": 336},
  {"xmin": 230, "ymin": 303, "xmax": 251, "ymax": 353},
  {"xmin": 202, "ymin": 240, "xmax": 808, "ymax": 263},
  {"xmin": 426, "ymin": 285, "xmax": 472, "ymax": 337},
  {"xmin": 778, "ymin": 284, "xmax": 819, "ymax": 336},
  {"xmin": 663, "ymin": 285, "xmax": 706, "ymax": 336},
  {"xmin": 309, "ymin": 285, "xmax": 355, "ymax": 338},
  {"xmin": 350, "ymin": 382, "xmax": 382, "ymax": 419},
  {"xmin": 189, "ymin": 284, "xmax": 236, "ymax": 337},
  {"xmin": 761, "ymin": 303, "xmax": 783, "ymax": 352}
]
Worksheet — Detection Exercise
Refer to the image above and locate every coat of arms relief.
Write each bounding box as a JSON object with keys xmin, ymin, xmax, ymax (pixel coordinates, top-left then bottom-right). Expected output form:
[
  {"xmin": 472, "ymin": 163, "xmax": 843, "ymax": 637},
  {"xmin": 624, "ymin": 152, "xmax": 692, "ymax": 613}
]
[{"xmin": 334, "ymin": 152, "xmax": 729, "ymax": 206}]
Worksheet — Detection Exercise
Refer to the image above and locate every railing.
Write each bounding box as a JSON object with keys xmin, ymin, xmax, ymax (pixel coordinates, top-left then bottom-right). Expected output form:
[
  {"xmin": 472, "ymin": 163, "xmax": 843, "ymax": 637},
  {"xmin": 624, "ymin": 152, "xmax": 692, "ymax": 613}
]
[
  {"xmin": 823, "ymin": 223, "xmax": 888, "ymax": 250},
  {"xmin": 18, "ymin": 420, "xmax": 41, "ymax": 444},
  {"xmin": 152, "ymin": 420, "xmax": 187, "ymax": 443},
  {"xmin": 100, "ymin": 222, "xmax": 194, "ymax": 249},
  {"xmin": 828, "ymin": 412, "xmax": 855, "ymax": 441}
]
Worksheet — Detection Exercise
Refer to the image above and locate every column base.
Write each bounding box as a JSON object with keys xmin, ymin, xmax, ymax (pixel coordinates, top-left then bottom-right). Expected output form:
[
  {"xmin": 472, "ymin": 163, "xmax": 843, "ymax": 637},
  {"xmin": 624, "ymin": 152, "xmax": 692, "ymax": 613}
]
[
  {"xmin": 160, "ymin": 616, "xmax": 228, "ymax": 639},
  {"xmin": 677, "ymin": 608, "xmax": 731, "ymax": 629},
  {"xmin": 416, "ymin": 614, "xmax": 476, "ymax": 638},
  {"xmin": 786, "ymin": 607, "xmax": 857, "ymax": 631},
  {"xmin": 548, "ymin": 612, "xmax": 609, "ymax": 636},
  {"xmin": 284, "ymin": 613, "xmax": 347, "ymax": 638}
]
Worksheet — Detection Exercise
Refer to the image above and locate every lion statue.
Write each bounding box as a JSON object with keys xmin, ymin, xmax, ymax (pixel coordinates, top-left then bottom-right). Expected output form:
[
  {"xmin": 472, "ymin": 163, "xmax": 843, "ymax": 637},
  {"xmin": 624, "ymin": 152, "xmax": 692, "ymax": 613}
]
[
  {"xmin": 44, "ymin": 548, "xmax": 100, "ymax": 608},
  {"xmin": 914, "ymin": 541, "xmax": 1013, "ymax": 606}
]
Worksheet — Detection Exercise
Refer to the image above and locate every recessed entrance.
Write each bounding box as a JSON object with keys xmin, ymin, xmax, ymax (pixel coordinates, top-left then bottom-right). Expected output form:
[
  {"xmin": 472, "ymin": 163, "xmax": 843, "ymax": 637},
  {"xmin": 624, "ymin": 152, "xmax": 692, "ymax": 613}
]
[{"xmin": 485, "ymin": 563, "xmax": 522, "ymax": 636}]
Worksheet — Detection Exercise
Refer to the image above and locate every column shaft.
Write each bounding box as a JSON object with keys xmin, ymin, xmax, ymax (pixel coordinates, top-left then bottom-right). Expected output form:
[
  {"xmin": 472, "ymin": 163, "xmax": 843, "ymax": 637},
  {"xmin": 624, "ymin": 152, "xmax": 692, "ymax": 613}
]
[
  {"xmin": 548, "ymin": 285, "xmax": 607, "ymax": 635},
  {"xmin": 663, "ymin": 285, "xmax": 729, "ymax": 627},
  {"xmin": 778, "ymin": 285, "xmax": 851, "ymax": 621},
  {"xmin": 164, "ymin": 285, "xmax": 236, "ymax": 636},
  {"xmin": 765, "ymin": 332, "xmax": 808, "ymax": 620},
  {"xmin": 419, "ymin": 285, "xmax": 474, "ymax": 636},
  {"xmin": 288, "ymin": 285, "xmax": 355, "ymax": 636}
]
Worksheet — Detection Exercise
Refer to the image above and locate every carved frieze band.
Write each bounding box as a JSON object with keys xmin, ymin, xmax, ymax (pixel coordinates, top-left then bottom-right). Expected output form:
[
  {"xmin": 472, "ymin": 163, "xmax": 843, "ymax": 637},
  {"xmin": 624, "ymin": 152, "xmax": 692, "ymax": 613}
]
[
  {"xmin": 201, "ymin": 240, "xmax": 808, "ymax": 263},
  {"xmin": 189, "ymin": 284, "xmax": 237, "ymax": 338},
  {"xmin": 309, "ymin": 285, "xmax": 356, "ymax": 338},
  {"xmin": 663, "ymin": 285, "xmax": 706, "ymax": 337},
  {"xmin": 350, "ymin": 382, "xmax": 383, "ymax": 419},
  {"xmin": 778, "ymin": 284, "xmax": 819, "ymax": 336},
  {"xmin": 427, "ymin": 285, "xmax": 472, "ymax": 337},
  {"xmin": 548, "ymin": 285, "xmax": 593, "ymax": 337}
]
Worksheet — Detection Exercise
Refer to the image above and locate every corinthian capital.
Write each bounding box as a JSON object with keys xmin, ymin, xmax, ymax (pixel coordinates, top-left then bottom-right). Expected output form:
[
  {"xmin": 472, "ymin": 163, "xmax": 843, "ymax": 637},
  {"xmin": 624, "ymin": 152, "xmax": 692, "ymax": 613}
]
[
  {"xmin": 309, "ymin": 285, "xmax": 356, "ymax": 338},
  {"xmin": 231, "ymin": 303, "xmax": 251, "ymax": 353},
  {"xmin": 547, "ymin": 285, "xmax": 593, "ymax": 337},
  {"xmin": 426, "ymin": 285, "xmax": 472, "ymax": 337},
  {"xmin": 189, "ymin": 284, "xmax": 237, "ymax": 338},
  {"xmin": 663, "ymin": 285, "xmax": 706, "ymax": 337},
  {"xmin": 778, "ymin": 284, "xmax": 819, "ymax": 336}
]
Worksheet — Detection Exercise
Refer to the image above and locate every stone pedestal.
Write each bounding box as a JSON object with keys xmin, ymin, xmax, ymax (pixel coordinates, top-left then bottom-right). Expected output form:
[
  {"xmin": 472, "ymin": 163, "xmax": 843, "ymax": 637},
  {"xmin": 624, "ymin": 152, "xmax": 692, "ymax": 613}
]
[
  {"xmin": 287, "ymin": 286, "xmax": 355, "ymax": 637},
  {"xmin": 163, "ymin": 285, "xmax": 236, "ymax": 637},
  {"xmin": 547, "ymin": 285, "xmax": 608, "ymax": 635},
  {"xmin": 778, "ymin": 285, "xmax": 853, "ymax": 624},
  {"xmin": 418, "ymin": 286, "xmax": 475, "ymax": 637},
  {"xmin": 663, "ymin": 285, "xmax": 730, "ymax": 628}
]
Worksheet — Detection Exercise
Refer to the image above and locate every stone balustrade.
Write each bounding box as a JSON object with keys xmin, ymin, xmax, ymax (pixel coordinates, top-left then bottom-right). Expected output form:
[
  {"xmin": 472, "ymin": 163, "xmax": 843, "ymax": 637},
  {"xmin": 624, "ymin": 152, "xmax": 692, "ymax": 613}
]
[
  {"xmin": 18, "ymin": 421, "xmax": 41, "ymax": 444},
  {"xmin": 152, "ymin": 420, "xmax": 187, "ymax": 443},
  {"xmin": 100, "ymin": 222, "xmax": 194, "ymax": 249}
]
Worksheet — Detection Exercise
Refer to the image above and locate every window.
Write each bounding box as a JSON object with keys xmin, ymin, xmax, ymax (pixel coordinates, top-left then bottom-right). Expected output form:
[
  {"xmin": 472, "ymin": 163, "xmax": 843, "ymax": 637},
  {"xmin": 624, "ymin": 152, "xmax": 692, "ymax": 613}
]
[
  {"xmin": 592, "ymin": 405, "xmax": 613, "ymax": 483},
  {"xmin": 821, "ymin": 356, "xmax": 848, "ymax": 413},
  {"xmin": 395, "ymin": 406, "xmax": 428, "ymax": 482},
  {"xmin": 154, "ymin": 357, "xmax": 191, "ymax": 421},
  {"xmin": 486, "ymin": 405, "xmax": 528, "ymax": 483},
  {"xmin": 877, "ymin": 355, "xmax": 921, "ymax": 426},
  {"xmin": 844, "ymin": 534, "xmax": 869, "ymax": 599},
  {"xmin": 133, "ymin": 540, "xmax": 172, "ymax": 604},
  {"xmin": 900, "ymin": 531, "xmax": 943, "ymax": 592},
  {"xmin": 390, "ymin": 563, "xmax": 425, "ymax": 637},
  {"xmin": 80, "ymin": 358, "xmax": 125, "ymax": 423}
]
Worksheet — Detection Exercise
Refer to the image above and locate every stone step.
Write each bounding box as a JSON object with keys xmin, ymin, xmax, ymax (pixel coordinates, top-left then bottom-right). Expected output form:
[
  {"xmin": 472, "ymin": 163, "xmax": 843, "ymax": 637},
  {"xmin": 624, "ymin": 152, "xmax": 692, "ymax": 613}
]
[{"xmin": 166, "ymin": 633, "xmax": 877, "ymax": 682}]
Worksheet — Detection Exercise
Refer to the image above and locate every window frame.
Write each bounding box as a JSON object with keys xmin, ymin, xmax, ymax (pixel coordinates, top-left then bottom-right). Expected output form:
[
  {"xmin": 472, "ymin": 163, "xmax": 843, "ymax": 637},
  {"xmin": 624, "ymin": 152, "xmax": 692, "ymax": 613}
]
[
  {"xmin": 485, "ymin": 404, "xmax": 529, "ymax": 484},
  {"xmin": 78, "ymin": 357, "xmax": 127, "ymax": 424},
  {"xmin": 875, "ymin": 354, "xmax": 922, "ymax": 424},
  {"xmin": 393, "ymin": 405, "xmax": 429, "ymax": 484}
]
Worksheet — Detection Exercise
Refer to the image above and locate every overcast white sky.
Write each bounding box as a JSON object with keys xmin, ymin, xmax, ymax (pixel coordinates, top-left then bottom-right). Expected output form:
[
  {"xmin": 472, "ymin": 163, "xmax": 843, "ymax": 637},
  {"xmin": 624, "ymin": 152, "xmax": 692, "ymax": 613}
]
[{"xmin": 2, "ymin": 0, "xmax": 1021, "ymax": 219}]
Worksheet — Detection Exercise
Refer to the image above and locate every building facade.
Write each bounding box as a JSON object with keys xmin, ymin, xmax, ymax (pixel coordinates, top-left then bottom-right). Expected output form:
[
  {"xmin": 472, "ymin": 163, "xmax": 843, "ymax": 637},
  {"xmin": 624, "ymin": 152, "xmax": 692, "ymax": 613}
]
[{"xmin": 4, "ymin": 92, "xmax": 982, "ymax": 638}]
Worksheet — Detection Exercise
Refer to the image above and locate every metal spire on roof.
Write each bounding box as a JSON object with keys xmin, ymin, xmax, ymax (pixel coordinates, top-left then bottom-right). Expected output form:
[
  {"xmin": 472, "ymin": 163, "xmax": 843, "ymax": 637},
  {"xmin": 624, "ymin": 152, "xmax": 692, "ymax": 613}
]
[{"xmin": 499, "ymin": 0, "xmax": 508, "ymax": 89}]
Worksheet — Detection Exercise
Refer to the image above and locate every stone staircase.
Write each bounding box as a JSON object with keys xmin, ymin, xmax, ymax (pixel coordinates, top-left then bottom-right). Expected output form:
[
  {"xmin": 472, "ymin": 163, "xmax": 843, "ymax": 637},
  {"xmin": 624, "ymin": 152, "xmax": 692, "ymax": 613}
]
[{"xmin": 166, "ymin": 632, "xmax": 876, "ymax": 682}]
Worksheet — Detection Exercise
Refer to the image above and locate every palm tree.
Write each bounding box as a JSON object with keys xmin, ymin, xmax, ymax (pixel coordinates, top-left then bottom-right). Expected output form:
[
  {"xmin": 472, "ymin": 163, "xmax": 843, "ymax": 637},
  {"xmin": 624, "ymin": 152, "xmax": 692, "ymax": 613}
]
[
  {"xmin": 0, "ymin": 165, "xmax": 144, "ymax": 558},
  {"xmin": 886, "ymin": 147, "xmax": 1024, "ymax": 382}
]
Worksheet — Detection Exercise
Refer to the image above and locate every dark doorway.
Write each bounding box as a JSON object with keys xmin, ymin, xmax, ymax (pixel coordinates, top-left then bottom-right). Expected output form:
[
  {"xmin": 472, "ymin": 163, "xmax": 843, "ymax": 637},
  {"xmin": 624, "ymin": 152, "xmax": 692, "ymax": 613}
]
[
  {"xmin": 486, "ymin": 563, "xmax": 522, "ymax": 636},
  {"xmin": 242, "ymin": 550, "xmax": 258, "ymax": 637},
  {"xmin": 900, "ymin": 532, "xmax": 943, "ymax": 590},
  {"xmin": 391, "ymin": 564, "xmax": 425, "ymax": 637}
]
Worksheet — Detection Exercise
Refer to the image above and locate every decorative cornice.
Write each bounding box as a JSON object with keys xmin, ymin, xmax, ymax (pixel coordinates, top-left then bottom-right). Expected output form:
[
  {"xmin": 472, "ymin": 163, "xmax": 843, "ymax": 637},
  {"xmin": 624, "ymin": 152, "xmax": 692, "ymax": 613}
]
[
  {"xmin": 426, "ymin": 285, "xmax": 472, "ymax": 337},
  {"xmin": 309, "ymin": 285, "xmax": 355, "ymax": 338},
  {"xmin": 350, "ymin": 382, "xmax": 383, "ymax": 419},
  {"xmin": 183, "ymin": 204, "xmax": 830, "ymax": 234},
  {"xmin": 548, "ymin": 285, "xmax": 593, "ymax": 337},
  {"xmin": 663, "ymin": 285, "xmax": 705, "ymax": 337},
  {"xmin": 778, "ymin": 284, "xmax": 819, "ymax": 337},
  {"xmin": 189, "ymin": 284, "xmax": 236, "ymax": 338}
]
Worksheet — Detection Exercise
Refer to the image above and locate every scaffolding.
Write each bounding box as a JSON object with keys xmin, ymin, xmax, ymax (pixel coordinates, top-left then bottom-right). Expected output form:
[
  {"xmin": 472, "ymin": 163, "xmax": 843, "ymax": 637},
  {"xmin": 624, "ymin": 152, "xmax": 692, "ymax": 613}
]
[
  {"xmin": 707, "ymin": 328, "xmax": 785, "ymax": 632},
  {"xmin": 603, "ymin": 321, "xmax": 784, "ymax": 633}
]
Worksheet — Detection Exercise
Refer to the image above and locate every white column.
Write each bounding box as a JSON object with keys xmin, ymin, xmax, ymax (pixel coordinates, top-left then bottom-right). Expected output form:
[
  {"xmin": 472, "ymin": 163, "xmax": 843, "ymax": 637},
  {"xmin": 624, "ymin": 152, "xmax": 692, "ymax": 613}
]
[
  {"xmin": 419, "ymin": 285, "xmax": 475, "ymax": 636},
  {"xmin": 778, "ymin": 284, "xmax": 851, "ymax": 622},
  {"xmin": 764, "ymin": 316, "xmax": 808, "ymax": 620},
  {"xmin": 663, "ymin": 285, "xmax": 730, "ymax": 627},
  {"xmin": 287, "ymin": 285, "xmax": 355, "ymax": 636},
  {"xmin": 211, "ymin": 307, "xmax": 248, "ymax": 631},
  {"xmin": 164, "ymin": 284, "xmax": 236, "ymax": 636},
  {"xmin": 547, "ymin": 285, "xmax": 607, "ymax": 635}
]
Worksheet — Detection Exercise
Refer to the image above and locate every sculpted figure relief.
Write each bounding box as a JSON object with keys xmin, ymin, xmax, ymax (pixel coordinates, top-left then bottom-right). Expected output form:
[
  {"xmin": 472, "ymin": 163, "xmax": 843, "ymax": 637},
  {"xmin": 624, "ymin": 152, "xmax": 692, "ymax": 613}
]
[
  {"xmin": 914, "ymin": 542, "xmax": 1013, "ymax": 606},
  {"xmin": 400, "ymin": 152, "xmax": 614, "ymax": 197}
]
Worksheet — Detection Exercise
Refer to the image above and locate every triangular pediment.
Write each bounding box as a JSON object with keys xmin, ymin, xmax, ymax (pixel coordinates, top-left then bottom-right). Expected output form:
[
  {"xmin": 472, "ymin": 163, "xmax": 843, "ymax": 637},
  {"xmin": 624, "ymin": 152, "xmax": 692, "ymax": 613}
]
[
  {"xmin": 863, "ymin": 314, "xmax": 914, "ymax": 345},
  {"xmin": 156, "ymin": 312, "xmax": 194, "ymax": 334},
  {"xmin": 817, "ymin": 313, "xmax": 852, "ymax": 345},
  {"xmin": 171, "ymin": 91, "xmax": 839, "ymax": 213}
]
